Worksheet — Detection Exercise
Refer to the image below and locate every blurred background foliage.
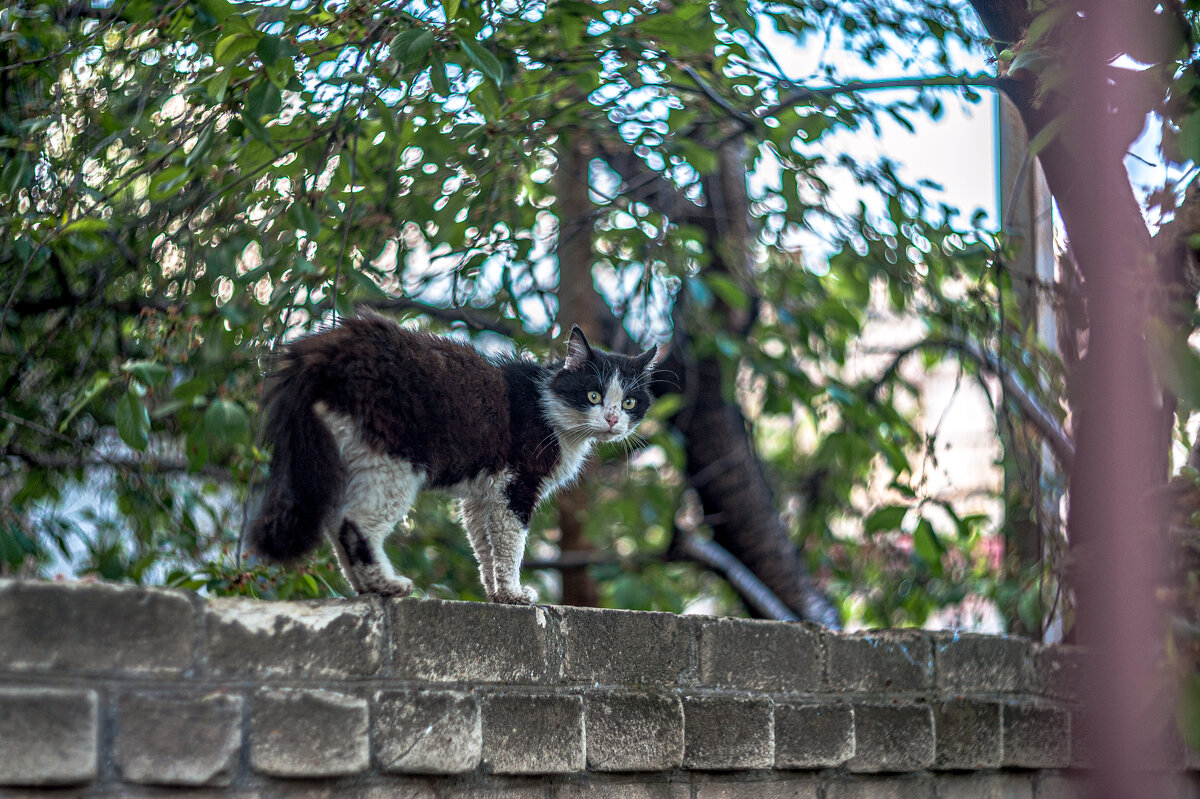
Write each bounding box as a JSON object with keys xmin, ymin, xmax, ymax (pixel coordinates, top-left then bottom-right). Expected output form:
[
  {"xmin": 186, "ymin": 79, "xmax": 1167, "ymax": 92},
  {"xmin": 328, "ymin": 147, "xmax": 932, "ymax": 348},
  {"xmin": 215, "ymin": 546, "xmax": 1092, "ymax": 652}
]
[{"xmin": 1, "ymin": 0, "xmax": 1194, "ymax": 641}]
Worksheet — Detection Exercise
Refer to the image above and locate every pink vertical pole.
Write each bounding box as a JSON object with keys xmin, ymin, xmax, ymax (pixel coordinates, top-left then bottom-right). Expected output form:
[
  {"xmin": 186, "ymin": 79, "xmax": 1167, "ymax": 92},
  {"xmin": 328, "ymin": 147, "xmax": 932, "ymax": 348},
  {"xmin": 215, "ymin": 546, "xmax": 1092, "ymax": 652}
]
[{"xmin": 1067, "ymin": 3, "xmax": 1170, "ymax": 797}]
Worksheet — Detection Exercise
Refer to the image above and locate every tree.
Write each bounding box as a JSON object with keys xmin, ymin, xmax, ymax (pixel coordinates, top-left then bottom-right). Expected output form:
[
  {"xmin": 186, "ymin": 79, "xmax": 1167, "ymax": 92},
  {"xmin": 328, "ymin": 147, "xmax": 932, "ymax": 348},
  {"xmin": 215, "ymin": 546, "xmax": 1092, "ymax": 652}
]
[{"xmin": 2, "ymin": 0, "xmax": 1192, "ymax": 641}]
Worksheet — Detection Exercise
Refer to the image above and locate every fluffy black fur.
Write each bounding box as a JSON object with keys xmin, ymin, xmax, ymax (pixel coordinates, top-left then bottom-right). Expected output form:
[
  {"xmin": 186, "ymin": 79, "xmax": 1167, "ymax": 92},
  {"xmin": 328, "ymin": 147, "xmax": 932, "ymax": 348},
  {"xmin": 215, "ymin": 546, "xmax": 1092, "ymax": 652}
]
[{"xmin": 248, "ymin": 350, "xmax": 347, "ymax": 561}]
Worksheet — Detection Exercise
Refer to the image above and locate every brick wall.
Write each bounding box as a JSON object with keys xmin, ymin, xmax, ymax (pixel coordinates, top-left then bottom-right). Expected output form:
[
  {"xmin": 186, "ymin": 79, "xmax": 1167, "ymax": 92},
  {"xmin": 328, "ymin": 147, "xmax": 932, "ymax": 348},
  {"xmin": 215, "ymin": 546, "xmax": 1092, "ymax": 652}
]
[{"xmin": 0, "ymin": 578, "xmax": 1186, "ymax": 797}]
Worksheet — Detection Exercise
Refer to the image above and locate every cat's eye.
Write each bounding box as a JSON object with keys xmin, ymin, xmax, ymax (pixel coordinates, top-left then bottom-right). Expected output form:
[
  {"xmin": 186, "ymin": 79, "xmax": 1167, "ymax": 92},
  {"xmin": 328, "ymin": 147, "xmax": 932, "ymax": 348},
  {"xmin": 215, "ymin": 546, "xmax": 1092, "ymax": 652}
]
[
  {"xmin": 622, "ymin": 397, "xmax": 636, "ymax": 410},
  {"xmin": 587, "ymin": 391, "xmax": 602, "ymax": 404}
]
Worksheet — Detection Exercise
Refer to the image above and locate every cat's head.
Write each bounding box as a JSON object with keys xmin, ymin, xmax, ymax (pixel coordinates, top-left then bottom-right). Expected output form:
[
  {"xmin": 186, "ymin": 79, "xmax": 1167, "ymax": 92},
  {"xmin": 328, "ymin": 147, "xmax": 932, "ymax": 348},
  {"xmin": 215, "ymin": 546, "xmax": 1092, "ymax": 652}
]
[{"xmin": 543, "ymin": 326, "xmax": 657, "ymax": 443}]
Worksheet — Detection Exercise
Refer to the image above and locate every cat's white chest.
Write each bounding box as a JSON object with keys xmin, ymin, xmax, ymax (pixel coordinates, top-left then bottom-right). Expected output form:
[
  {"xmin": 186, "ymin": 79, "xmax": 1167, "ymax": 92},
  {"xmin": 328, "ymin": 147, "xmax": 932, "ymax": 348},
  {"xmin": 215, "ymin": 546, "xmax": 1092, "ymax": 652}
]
[{"xmin": 541, "ymin": 436, "xmax": 594, "ymax": 501}]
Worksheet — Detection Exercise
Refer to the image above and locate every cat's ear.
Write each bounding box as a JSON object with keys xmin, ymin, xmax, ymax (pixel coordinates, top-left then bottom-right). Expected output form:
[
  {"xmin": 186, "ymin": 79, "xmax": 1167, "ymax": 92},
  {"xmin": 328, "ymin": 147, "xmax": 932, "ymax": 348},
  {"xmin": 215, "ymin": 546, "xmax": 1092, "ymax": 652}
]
[
  {"xmin": 631, "ymin": 345, "xmax": 658, "ymax": 373},
  {"xmin": 564, "ymin": 325, "xmax": 592, "ymax": 371}
]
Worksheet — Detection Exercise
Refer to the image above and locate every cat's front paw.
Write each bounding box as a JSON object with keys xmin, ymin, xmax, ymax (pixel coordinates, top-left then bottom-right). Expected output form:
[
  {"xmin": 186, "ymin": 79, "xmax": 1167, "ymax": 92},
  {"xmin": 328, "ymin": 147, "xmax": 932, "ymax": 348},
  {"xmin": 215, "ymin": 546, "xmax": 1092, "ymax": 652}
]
[{"xmin": 491, "ymin": 585, "xmax": 538, "ymax": 605}]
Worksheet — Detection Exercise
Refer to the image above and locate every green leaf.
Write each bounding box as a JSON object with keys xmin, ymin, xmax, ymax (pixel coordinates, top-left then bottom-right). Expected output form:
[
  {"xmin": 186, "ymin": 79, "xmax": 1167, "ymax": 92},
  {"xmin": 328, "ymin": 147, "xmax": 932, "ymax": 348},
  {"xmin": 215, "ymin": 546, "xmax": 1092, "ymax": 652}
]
[
  {"xmin": 1025, "ymin": 5, "xmax": 1070, "ymax": 46},
  {"xmin": 59, "ymin": 372, "xmax": 114, "ymax": 432},
  {"xmin": 198, "ymin": 0, "xmax": 235, "ymax": 24},
  {"xmin": 255, "ymin": 33, "xmax": 283, "ymax": 66},
  {"xmin": 457, "ymin": 35, "xmax": 503, "ymax": 86},
  {"xmin": 245, "ymin": 80, "xmax": 281, "ymax": 120},
  {"xmin": 391, "ymin": 29, "xmax": 433, "ymax": 67},
  {"xmin": 289, "ymin": 201, "xmax": 321, "ymax": 234},
  {"xmin": 443, "ymin": 0, "xmax": 461, "ymax": 21},
  {"xmin": 62, "ymin": 218, "xmax": 109, "ymax": 234},
  {"xmin": 1178, "ymin": 673, "xmax": 1200, "ymax": 753},
  {"xmin": 376, "ymin": 96, "xmax": 397, "ymax": 137},
  {"xmin": 865, "ymin": 505, "xmax": 908, "ymax": 535},
  {"xmin": 349, "ymin": 269, "xmax": 391, "ymax": 301},
  {"xmin": 1179, "ymin": 111, "xmax": 1200, "ymax": 165},
  {"xmin": 204, "ymin": 398, "xmax": 250, "ymax": 442},
  {"xmin": 240, "ymin": 112, "xmax": 271, "ymax": 144},
  {"xmin": 122, "ymin": 360, "xmax": 171, "ymax": 386},
  {"xmin": 647, "ymin": 392, "xmax": 683, "ymax": 421},
  {"xmin": 678, "ymin": 138, "xmax": 719, "ymax": 174},
  {"xmin": 913, "ymin": 518, "xmax": 945, "ymax": 576},
  {"xmin": 430, "ymin": 51, "xmax": 450, "ymax": 96},
  {"xmin": 1147, "ymin": 319, "xmax": 1200, "ymax": 414},
  {"xmin": 185, "ymin": 123, "xmax": 215, "ymax": 169},
  {"xmin": 1008, "ymin": 49, "xmax": 1053, "ymax": 77},
  {"xmin": 207, "ymin": 68, "xmax": 233, "ymax": 103},
  {"xmin": 214, "ymin": 32, "xmax": 256, "ymax": 66},
  {"xmin": 186, "ymin": 425, "xmax": 209, "ymax": 471},
  {"xmin": 0, "ymin": 153, "xmax": 31, "ymax": 195},
  {"xmin": 705, "ymin": 274, "xmax": 749, "ymax": 311},
  {"xmin": 115, "ymin": 390, "xmax": 151, "ymax": 451}
]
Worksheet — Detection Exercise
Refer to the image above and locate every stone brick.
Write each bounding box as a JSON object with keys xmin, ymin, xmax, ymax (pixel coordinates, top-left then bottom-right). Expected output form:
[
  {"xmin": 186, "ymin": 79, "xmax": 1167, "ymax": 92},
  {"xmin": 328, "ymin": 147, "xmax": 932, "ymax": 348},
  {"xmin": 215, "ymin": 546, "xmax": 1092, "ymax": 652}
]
[
  {"xmin": 585, "ymin": 692, "xmax": 683, "ymax": 772},
  {"xmin": 0, "ymin": 579, "xmax": 194, "ymax": 676},
  {"xmin": 682, "ymin": 695, "xmax": 774, "ymax": 771},
  {"xmin": 699, "ymin": 618, "xmax": 821, "ymax": 693},
  {"xmin": 114, "ymin": 691, "xmax": 242, "ymax": 786},
  {"xmin": 205, "ymin": 596, "xmax": 382, "ymax": 679},
  {"xmin": 1031, "ymin": 644, "xmax": 1087, "ymax": 702},
  {"xmin": 389, "ymin": 598, "xmax": 549, "ymax": 684},
  {"xmin": 1002, "ymin": 704, "xmax": 1069, "ymax": 768},
  {"xmin": 0, "ymin": 687, "xmax": 97, "ymax": 786},
  {"xmin": 454, "ymin": 787, "xmax": 550, "ymax": 799},
  {"xmin": 933, "ymin": 700, "xmax": 1001, "ymax": 769},
  {"xmin": 696, "ymin": 777, "xmax": 820, "ymax": 798},
  {"xmin": 825, "ymin": 776, "xmax": 935, "ymax": 799},
  {"xmin": 774, "ymin": 703, "xmax": 854, "ymax": 769},
  {"xmin": 936, "ymin": 773, "xmax": 1033, "ymax": 799},
  {"xmin": 553, "ymin": 781, "xmax": 690, "ymax": 799},
  {"xmin": 481, "ymin": 693, "xmax": 584, "ymax": 774},
  {"xmin": 374, "ymin": 689, "xmax": 480, "ymax": 774},
  {"xmin": 250, "ymin": 689, "xmax": 369, "ymax": 778},
  {"xmin": 558, "ymin": 606, "xmax": 691, "ymax": 686},
  {"xmin": 361, "ymin": 783, "xmax": 440, "ymax": 799},
  {"xmin": 847, "ymin": 703, "xmax": 934, "ymax": 773},
  {"xmin": 826, "ymin": 631, "xmax": 932, "ymax": 693},
  {"xmin": 934, "ymin": 632, "xmax": 1029, "ymax": 693}
]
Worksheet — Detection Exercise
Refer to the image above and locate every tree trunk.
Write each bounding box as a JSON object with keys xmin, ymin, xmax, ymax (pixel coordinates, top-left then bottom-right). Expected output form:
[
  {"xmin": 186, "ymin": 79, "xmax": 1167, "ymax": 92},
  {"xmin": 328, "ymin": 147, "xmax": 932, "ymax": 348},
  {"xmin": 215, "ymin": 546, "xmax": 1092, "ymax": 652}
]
[
  {"xmin": 554, "ymin": 132, "xmax": 601, "ymax": 607},
  {"xmin": 657, "ymin": 139, "xmax": 841, "ymax": 627}
]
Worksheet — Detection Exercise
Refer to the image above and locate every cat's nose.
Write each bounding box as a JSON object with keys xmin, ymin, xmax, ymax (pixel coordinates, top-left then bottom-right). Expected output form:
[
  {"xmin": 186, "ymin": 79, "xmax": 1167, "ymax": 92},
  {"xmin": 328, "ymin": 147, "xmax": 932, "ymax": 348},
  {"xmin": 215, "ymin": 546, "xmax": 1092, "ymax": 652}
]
[{"xmin": 604, "ymin": 411, "xmax": 619, "ymax": 428}]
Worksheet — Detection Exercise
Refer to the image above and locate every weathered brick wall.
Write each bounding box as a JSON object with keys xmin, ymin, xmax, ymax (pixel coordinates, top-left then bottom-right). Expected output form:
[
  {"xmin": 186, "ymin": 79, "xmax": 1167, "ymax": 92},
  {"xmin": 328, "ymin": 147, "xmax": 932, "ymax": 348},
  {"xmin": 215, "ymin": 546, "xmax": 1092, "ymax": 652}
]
[{"xmin": 0, "ymin": 578, "xmax": 1184, "ymax": 797}]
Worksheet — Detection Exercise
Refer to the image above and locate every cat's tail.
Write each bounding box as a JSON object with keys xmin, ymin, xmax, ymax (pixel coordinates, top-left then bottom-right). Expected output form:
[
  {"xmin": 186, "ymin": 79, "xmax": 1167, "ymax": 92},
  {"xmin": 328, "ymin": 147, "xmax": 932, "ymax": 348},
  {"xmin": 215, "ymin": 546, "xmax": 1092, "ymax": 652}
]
[{"xmin": 247, "ymin": 353, "xmax": 345, "ymax": 563}]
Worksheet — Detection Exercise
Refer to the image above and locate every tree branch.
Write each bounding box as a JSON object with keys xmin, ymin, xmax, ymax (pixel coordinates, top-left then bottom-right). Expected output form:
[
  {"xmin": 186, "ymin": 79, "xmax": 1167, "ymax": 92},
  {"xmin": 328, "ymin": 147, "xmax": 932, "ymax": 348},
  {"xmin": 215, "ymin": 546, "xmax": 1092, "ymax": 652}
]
[
  {"xmin": 868, "ymin": 337, "xmax": 1075, "ymax": 470},
  {"xmin": 523, "ymin": 528, "xmax": 801, "ymax": 623},
  {"xmin": 5, "ymin": 445, "xmax": 233, "ymax": 482},
  {"xmin": 668, "ymin": 527, "xmax": 800, "ymax": 622},
  {"xmin": 365, "ymin": 296, "xmax": 520, "ymax": 338},
  {"xmin": 760, "ymin": 75, "xmax": 1004, "ymax": 121},
  {"xmin": 678, "ymin": 63, "xmax": 761, "ymax": 130}
]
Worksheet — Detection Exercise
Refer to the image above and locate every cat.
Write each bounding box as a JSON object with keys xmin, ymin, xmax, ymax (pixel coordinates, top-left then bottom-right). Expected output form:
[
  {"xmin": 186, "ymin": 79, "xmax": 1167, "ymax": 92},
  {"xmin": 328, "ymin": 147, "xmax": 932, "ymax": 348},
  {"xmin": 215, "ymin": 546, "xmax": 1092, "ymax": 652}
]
[{"xmin": 247, "ymin": 313, "xmax": 657, "ymax": 604}]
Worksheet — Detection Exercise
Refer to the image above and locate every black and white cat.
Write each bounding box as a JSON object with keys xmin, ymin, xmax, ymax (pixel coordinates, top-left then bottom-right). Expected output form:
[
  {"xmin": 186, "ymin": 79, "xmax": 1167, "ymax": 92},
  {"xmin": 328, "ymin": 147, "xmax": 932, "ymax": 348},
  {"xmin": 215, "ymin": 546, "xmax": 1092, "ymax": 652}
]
[{"xmin": 248, "ymin": 314, "xmax": 657, "ymax": 604}]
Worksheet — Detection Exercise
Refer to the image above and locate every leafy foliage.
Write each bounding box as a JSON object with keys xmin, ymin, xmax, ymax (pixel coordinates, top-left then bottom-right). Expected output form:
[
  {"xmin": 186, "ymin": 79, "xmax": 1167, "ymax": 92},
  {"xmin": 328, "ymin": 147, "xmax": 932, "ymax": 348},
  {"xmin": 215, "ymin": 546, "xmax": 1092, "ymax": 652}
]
[{"xmin": 0, "ymin": 0, "xmax": 1074, "ymax": 626}]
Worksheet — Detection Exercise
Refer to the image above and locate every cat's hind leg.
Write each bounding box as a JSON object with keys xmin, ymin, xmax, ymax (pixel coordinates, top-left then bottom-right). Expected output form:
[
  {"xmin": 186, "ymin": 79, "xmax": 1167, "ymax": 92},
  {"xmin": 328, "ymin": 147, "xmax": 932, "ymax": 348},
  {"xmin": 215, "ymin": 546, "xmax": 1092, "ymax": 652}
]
[{"xmin": 333, "ymin": 455, "xmax": 424, "ymax": 597}]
